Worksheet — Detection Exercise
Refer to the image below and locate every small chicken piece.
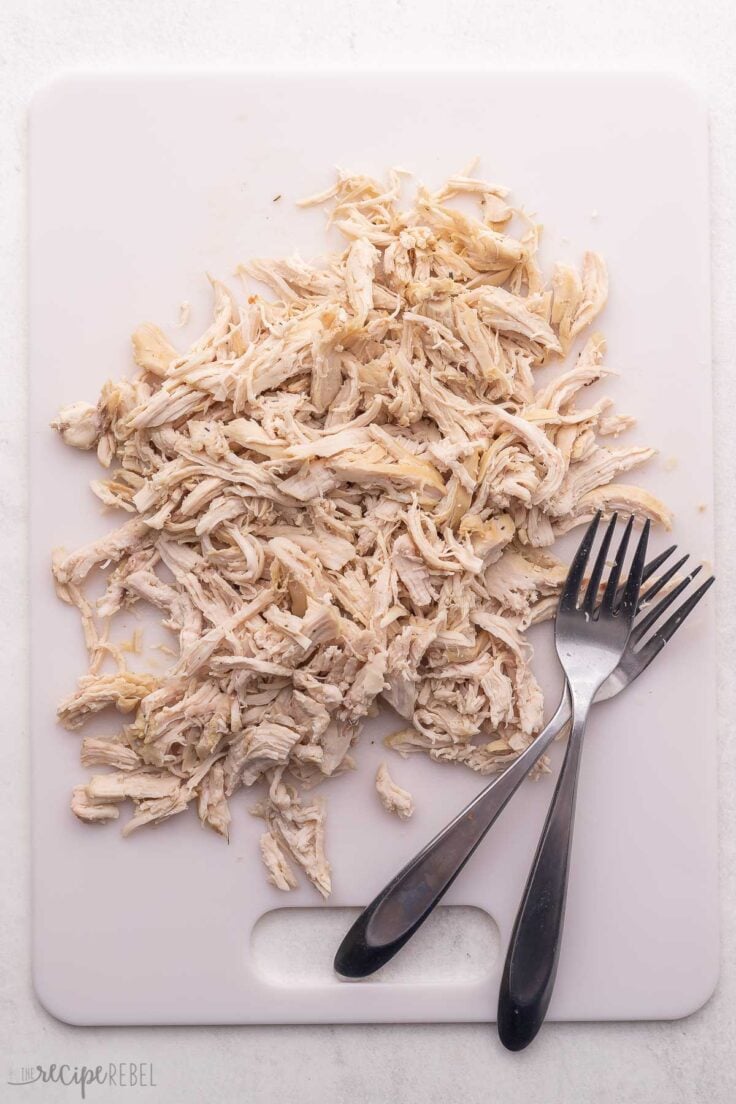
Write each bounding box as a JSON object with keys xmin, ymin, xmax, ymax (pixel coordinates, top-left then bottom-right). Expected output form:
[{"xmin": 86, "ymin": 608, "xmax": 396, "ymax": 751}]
[
  {"xmin": 568, "ymin": 252, "xmax": 608, "ymax": 340},
  {"xmin": 80, "ymin": 736, "xmax": 141, "ymax": 771},
  {"xmin": 556, "ymin": 483, "xmax": 673, "ymax": 531},
  {"xmin": 550, "ymin": 264, "xmax": 583, "ymax": 350},
  {"xmin": 240, "ymin": 722, "xmax": 304, "ymax": 785},
  {"xmin": 467, "ymin": 285, "xmax": 562, "ymax": 356},
  {"xmin": 198, "ymin": 762, "xmax": 231, "ymax": 839},
  {"xmin": 57, "ymin": 672, "xmax": 159, "ymax": 729},
  {"xmin": 392, "ymin": 534, "xmax": 436, "ymax": 608},
  {"xmin": 344, "ymin": 238, "xmax": 378, "ymax": 323},
  {"xmin": 53, "ymin": 518, "xmax": 151, "ymax": 587},
  {"xmin": 71, "ymin": 785, "xmax": 120, "ymax": 824},
  {"xmin": 121, "ymin": 791, "xmax": 191, "ymax": 836},
  {"xmin": 131, "ymin": 322, "xmax": 180, "ymax": 377},
  {"xmin": 483, "ymin": 545, "xmax": 567, "ymax": 622},
  {"xmin": 459, "ymin": 512, "xmax": 515, "ymax": 565},
  {"xmin": 51, "ymin": 401, "xmax": 103, "ymax": 450},
  {"xmin": 259, "ymin": 831, "xmax": 298, "ymax": 891},
  {"xmin": 252, "ymin": 786, "xmax": 331, "ymax": 897},
  {"xmin": 85, "ymin": 771, "xmax": 181, "ymax": 801},
  {"xmin": 375, "ymin": 762, "xmax": 414, "ymax": 819}
]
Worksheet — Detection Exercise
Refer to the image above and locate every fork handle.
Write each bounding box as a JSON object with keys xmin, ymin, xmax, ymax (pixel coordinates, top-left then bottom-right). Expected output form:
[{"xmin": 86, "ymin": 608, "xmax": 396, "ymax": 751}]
[
  {"xmin": 334, "ymin": 695, "xmax": 570, "ymax": 979},
  {"xmin": 497, "ymin": 700, "xmax": 589, "ymax": 1050}
]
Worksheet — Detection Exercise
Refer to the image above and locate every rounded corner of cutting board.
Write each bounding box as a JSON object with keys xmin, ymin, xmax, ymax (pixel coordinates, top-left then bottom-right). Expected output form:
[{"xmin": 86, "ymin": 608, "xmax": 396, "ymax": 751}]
[
  {"xmin": 32, "ymin": 963, "xmax": 92, "ymax": 1028},
  {"xmin": 665, "ymin": 950, "xmax": 720, "ymax": 1023},
  {"xmin": 648, "ymin": 71, "xmax": 710, "ymax": 120},
  {"xmin": 29, "ymin": 70, "xmax": 90, "ymax": 123}
]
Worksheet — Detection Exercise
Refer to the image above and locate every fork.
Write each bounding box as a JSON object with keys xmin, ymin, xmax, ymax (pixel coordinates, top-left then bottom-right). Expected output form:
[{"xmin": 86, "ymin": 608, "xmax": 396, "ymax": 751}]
[
  {"xmin": 334, "ymin": 526, "xmax": 714, "ymax": 982},
  {"xmin": 496, "ymin": 512, "xmax": 649, "ymax": 1049}
]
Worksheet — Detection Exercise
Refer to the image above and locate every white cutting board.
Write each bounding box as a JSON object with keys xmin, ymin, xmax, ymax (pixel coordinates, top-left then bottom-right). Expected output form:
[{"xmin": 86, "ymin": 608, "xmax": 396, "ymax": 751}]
[{"xmin": 29, "ymin": 72, "xmax": 717, "ymax": 1025}]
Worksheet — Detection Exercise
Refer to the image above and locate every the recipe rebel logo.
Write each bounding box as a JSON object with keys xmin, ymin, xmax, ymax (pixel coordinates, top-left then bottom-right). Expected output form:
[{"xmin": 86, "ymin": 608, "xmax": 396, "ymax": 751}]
[{"xmin": 7, "ymin": 1063, "xmax": 157, "ymax": 1098}]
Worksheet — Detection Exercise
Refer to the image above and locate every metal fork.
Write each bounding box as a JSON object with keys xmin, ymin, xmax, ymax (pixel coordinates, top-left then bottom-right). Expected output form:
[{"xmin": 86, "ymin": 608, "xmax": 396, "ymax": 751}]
[
  {"xmin": 496, "ymin": 513, "xmax": 649, "ymax": 1049},
  {"xmin": 334, "ymin": 525, "xmax": 714, "ymax": 982}
]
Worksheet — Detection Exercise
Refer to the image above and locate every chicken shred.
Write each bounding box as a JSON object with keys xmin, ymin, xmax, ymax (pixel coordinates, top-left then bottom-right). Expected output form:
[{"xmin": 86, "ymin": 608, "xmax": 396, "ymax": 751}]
[
  {"xmin": 375, "ymin": 761, "xmax": 414, "ymax": 819},
  {"xmin": 52, "ymin": 165, "xmax": 669, "ymax": 895}
]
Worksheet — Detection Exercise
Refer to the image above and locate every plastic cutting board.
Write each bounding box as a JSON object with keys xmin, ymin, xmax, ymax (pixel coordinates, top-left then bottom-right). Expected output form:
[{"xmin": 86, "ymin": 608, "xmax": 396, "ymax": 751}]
[{"xmin": 29, "ymin": 72, "xmax": 717, "ymax": 1024}]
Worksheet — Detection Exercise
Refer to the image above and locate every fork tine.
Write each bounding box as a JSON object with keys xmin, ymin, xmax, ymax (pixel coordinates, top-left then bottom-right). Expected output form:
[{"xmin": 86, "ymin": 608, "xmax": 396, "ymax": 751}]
[
  {"xmin": 582, "ymin": 514, "xmax": 616, "ymax": 614},
  {"xmin": 560, "ymin": 511, "xmax": 601, "ymax": 609},
  {"xmin": 619, "ymin": 519, "xmax": 650, "ymax": 616},
  {"xmin": 633, "ymin": 575, "xmax": 715, "ymax": 664},
  {"xmin": 601, "ymin": 514, "xmax": 633, "ymax": 613},
  {"xmin": 641, "ymin": 544, "xmax": 677, "ymax": 586},
  {"xmin": 631, "ymin": 565, "xmax": 703, "ymax": 645},
  {"xmin": 648, "ymin": 574, "xmax": 715, "ymax": 644},
  {"xmin": 638, "ymin": 553, "xmax": 689, "ymax": 608},
  {"xmin": 612, "ymin": 544, "xmax": 678, "ymax": 610}
]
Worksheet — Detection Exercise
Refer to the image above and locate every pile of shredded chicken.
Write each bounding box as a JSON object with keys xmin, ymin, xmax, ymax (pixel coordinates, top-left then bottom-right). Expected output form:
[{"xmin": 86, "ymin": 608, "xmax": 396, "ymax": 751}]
[{"xmin": 52, "ymin": 166, "xmax": 670, "ymax": 897}]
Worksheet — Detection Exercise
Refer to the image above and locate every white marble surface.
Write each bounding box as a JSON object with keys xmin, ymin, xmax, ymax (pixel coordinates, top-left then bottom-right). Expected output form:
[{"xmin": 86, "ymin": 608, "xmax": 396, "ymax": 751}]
[{"xmin": 1, "ymin": 1, "xmax": 735, "ymax": 1101}]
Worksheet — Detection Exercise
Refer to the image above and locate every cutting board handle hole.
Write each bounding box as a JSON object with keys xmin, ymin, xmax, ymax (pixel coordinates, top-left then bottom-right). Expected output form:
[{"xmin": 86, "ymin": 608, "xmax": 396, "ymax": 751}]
[{"xmin": 250, "ymin": 905, "xmax": 499, "ymax": 985}]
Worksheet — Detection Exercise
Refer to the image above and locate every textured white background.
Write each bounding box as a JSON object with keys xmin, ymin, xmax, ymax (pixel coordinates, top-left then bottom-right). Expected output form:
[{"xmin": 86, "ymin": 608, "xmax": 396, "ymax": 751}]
[{"xmin": 1, "ymin": 2, "xmax": 735, "ymax": 1102}]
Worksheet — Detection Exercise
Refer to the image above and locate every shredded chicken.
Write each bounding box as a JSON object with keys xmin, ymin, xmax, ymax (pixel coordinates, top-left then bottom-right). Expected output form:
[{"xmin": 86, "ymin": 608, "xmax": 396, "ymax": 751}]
[
  {"xmin": 375, "ymin": 762, "xmax": 414, "ymax": 819},
  {"xmin": 52, "ymin": 164, "xmax": 670, "ymax": 896}
]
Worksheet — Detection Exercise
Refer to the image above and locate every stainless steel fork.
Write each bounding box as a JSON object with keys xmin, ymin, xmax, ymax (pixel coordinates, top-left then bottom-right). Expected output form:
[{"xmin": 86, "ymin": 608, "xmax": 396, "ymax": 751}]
[
  {"xmin": 496, "ymin": 512, "xmax": 649, "ymax": 1049},
  {"xmin": 334, "ymin": 527, "xmax": 714, "ymax": 982}
]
